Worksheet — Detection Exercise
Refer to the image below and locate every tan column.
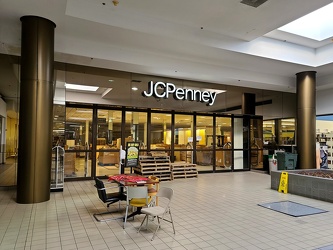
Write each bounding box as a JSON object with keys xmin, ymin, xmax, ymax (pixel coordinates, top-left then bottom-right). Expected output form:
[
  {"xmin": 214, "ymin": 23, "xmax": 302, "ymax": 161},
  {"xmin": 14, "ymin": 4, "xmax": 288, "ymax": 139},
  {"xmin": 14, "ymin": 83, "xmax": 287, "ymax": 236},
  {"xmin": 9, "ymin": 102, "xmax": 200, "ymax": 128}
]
[
  {"xmin": 17, "ymin": 16, "xmax": 56, "ymax": 203},
  {"xmin": 296, "ymin": 71, "xmax": 316, "ymax": 169}
]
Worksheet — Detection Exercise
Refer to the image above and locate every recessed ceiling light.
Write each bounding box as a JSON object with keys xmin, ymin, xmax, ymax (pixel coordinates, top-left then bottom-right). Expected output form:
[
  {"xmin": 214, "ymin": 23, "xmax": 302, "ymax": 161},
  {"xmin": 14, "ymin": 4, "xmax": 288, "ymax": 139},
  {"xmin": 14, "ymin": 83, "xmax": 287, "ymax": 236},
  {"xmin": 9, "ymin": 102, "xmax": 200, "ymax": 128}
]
[
  {"xmin": 132, "ymin": 87, "xmax": 138, "ymax": 91},
  {"xmin": 65, "ymin": 83, "xmax": 98, "ymax": 91},
  {"xmin": 108, "ymin": 79, "xmax": 114, "ymax": 82},
  {"xmin": 102, "ymin": 88, "xmax": 113, "ymax": 98}
]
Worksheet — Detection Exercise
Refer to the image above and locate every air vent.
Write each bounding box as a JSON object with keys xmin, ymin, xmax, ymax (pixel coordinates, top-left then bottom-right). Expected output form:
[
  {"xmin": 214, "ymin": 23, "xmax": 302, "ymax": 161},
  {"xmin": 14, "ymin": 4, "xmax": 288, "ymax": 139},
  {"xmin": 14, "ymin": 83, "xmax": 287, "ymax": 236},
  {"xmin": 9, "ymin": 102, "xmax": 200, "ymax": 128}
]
[{"xmin": 240, "ymin": 0, "xmax": 268, "ymax": 8}]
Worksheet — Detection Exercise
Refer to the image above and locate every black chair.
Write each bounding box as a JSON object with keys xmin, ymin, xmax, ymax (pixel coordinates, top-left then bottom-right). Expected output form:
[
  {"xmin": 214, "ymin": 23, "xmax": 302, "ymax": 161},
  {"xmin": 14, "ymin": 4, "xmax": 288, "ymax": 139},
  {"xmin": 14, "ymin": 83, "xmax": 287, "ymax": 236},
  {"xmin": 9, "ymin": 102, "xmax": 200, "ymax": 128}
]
[{"xmin": 93, "ymin": 178, "xmax": 126, "ymax": 222}]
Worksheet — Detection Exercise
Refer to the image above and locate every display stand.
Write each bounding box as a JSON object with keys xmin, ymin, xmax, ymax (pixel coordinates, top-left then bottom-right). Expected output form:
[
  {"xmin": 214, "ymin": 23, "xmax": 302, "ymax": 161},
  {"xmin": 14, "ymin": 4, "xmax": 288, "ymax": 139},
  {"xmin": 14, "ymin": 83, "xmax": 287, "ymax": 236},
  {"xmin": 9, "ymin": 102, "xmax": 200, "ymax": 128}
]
[
  {"xmin": 171, "ymin": 163, "xmax": 198, "ymax": 179},
  {"xmin": 51, "ymin": 146, "xmax": 64, "ymax": 192},
  {"xmin": 125, "ymin": 141, "xmax": 140, "ymax": 173},
  {"xmin": 134, "ymin": 155, "xmax": 172, "ymax": 181}
]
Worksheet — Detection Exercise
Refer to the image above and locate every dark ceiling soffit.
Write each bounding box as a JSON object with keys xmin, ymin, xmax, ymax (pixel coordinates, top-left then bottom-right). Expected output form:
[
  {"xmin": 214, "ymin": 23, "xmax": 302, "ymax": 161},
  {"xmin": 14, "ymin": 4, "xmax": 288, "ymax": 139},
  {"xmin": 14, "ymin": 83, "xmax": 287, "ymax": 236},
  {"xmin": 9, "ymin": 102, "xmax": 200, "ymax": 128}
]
[{"xmin": 213, "ymin": 99, "xmax": 272, "ymax": 113}]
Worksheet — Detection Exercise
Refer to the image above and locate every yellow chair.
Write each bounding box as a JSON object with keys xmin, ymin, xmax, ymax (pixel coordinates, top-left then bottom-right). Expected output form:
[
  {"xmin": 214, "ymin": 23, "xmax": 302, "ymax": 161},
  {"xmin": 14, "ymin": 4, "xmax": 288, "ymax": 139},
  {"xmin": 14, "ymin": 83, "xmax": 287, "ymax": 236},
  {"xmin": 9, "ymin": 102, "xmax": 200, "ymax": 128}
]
[{"xmin": 123, "ymin": 186, "xmax": 151, "ymax": 228}]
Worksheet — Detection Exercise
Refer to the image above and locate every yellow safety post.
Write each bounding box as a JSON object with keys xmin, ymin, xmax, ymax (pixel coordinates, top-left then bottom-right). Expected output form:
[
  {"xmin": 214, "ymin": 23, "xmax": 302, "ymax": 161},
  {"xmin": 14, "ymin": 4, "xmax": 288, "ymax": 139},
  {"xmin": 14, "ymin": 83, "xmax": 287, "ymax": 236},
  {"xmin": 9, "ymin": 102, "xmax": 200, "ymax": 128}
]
[{"xmin": 278, "ymin": 172, "xmax": 288, "ymax": 194}]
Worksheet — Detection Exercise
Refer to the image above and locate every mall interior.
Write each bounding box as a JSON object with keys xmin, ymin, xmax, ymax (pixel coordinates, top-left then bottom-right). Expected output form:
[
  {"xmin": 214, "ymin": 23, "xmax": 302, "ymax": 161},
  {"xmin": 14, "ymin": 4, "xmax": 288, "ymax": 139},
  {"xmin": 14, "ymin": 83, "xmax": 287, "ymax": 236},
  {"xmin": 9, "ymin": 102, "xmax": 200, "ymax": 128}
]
[
  {"xmin": 2, "ymin": 1, "xmax": 333, "ymax": 249},
  {"xmin": 3, "ymin": 0, "xmax": 333, "ymax": 187}
]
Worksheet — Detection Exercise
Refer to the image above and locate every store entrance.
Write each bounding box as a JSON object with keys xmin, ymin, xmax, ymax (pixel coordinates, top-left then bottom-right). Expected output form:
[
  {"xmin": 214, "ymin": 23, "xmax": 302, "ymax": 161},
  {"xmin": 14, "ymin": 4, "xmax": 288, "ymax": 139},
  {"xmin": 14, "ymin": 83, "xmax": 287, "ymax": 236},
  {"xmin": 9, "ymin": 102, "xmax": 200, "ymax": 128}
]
[{"xmin": 56, "ymin": 104, "xmax": 263, "ymax": 180}]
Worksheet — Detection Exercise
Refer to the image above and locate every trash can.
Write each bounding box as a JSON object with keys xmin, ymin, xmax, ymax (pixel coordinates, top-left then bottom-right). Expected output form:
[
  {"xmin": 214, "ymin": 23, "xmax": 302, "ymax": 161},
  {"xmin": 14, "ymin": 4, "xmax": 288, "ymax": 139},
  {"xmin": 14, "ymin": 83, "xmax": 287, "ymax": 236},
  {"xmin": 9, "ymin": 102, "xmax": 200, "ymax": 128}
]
[
  {"xmin": 276, "ymin": 152, "xmax": 298, "ymax": 170},
  {"xmin": 268, "ymin": 155, "xmax": 277, "ymax": 174}
]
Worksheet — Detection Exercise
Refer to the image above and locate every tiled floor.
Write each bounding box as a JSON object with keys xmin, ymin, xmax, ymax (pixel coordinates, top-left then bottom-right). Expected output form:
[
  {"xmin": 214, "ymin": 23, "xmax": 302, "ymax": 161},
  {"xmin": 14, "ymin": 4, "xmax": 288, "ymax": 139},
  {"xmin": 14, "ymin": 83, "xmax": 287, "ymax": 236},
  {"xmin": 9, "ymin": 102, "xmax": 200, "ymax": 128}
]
[{"xmin": 1, "ymin": 172, "xmax": 333, "ymax": 250}]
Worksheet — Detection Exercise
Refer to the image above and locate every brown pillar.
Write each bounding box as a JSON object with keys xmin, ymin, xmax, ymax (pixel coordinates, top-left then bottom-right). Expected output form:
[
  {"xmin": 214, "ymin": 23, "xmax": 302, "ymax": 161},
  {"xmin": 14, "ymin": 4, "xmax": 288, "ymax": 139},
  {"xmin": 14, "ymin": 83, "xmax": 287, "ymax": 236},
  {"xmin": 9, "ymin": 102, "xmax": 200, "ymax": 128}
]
[
  {"xmin": 296, "ymin": 71, "xmax": 316, "ymax": 169},
  {"xmin": 242, "ymin": 93, "xmax": 255, "ymax": 115},
  {"xmin": 17, "ymin": 16, "xmax": 56, "ymax": 203}
]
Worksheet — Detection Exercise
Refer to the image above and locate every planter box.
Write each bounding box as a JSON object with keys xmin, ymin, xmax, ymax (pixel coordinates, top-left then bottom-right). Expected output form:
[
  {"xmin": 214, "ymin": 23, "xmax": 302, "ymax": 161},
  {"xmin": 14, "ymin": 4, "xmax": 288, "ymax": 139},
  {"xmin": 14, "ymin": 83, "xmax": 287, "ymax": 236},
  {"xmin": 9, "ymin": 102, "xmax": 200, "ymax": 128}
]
[{"xmin": 271, "ymin": 169, "xmax": 333, "ymax": 203}]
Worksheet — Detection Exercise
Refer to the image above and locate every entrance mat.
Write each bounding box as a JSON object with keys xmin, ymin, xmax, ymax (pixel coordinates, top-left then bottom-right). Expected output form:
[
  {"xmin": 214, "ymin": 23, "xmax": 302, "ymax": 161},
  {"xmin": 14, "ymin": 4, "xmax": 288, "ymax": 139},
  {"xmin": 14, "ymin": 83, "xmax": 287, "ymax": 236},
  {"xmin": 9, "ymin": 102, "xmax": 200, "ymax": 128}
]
[{"xmin": 258, "ymin": 201, "xmax": 328, "ymax": 217}]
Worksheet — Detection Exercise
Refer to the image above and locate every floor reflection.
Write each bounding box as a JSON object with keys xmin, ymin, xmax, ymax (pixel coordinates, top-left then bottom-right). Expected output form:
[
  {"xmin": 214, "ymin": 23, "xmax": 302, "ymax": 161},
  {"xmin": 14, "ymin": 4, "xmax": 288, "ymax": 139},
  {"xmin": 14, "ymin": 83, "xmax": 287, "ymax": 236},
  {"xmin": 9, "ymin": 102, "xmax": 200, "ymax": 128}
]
[{"xmin": 0, "ymin": 157, "xmax": 17, "ymax": 186}]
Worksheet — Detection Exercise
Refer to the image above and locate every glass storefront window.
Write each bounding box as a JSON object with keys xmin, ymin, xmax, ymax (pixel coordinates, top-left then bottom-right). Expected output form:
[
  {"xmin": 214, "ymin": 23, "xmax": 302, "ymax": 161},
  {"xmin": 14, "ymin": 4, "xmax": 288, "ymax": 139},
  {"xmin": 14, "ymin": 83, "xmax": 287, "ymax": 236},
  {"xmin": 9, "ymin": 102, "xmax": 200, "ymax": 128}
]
[
  {"xmin": 174, "ymin": 114, "xmax": 193, "ymax": 163},
  {"xmin": 263, "ymin": 120, "xmax": 275, "ymax": 144},
  {"xmin": 150, "ymin": 113, "xmax": 171, "ymax": 156},
  {"xmin": 53, "ymin": 104, "xmax": 65, "ymax": 147},
  {"xmin": 124, "ymin": 111, "xmax": 147, "ymax": 147},
  {"xmin": 96, "ymin": 110, "xmax": 122, "ymax": 149},
  {"xmin": 196, "ymin": 116, "xmax": 213, "ymax": 171},
  {"xmin": 216, "ymin": 117, "xmax": 232, "ymax": 148},
  {"xmin": 61, "ymin": 105, "xmax": 263, "ymax": 178},
  {"xmin": 96, "ymin": 109, "xmax": 123, "ymax": 176},
  {"xmin": 250, "ymin": 118, "xmax": 263, "ymax": 169},
  {"xmin": 65, "ymin": 108, "xmax": 92, "ymax": 148},
  {"xmin": 216, "ymin": 117, "xmax": 232, "ymax": 170},
  {"xmin": 65, "ymin": 107, "xmax": 92, "ymax": 178},
  {"xmin": 279, "ymin": 118, "xmax": 295, "ymax": 145}
]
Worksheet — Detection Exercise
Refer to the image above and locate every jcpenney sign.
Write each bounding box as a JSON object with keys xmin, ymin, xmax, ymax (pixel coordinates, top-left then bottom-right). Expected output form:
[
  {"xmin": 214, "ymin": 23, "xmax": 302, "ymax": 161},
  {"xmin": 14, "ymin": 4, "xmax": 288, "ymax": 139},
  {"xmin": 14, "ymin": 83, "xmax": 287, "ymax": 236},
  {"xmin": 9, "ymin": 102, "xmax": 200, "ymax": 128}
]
[{"xmin": 142, "ymin": 81, "xmax": 217, "ymax": 106}]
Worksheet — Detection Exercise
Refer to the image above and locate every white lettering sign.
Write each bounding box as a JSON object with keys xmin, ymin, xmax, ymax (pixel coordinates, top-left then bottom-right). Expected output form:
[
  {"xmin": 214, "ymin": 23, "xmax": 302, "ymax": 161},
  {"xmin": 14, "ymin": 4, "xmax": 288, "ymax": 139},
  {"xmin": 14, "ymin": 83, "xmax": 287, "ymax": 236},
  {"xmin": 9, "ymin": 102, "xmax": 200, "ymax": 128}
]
[{"xmin": 142, "ymin": 81, "xmax": 217, "ymax": 106}]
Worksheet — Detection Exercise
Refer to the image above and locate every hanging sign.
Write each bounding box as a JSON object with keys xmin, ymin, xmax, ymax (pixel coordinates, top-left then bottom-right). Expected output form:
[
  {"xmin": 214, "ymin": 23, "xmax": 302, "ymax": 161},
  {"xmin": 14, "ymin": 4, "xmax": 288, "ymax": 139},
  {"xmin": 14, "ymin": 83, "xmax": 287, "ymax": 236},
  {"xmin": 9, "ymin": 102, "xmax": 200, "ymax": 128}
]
[
  {"xmin": 142, "ymin": 81, "xmax": 217, "ymax": 106},
  {"xmin": 125, "ymin": 142, "xmax": 140, "ymax": 168}
]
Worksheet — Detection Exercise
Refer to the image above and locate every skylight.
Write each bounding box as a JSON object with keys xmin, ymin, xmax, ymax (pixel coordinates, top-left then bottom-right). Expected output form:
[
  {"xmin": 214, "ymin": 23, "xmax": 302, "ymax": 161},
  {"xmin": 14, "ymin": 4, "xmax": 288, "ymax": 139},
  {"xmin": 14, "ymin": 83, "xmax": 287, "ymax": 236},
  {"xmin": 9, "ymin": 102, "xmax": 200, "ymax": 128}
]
[
  {"xmin": 278, "ymin": 3, "xmax": 333, "ymax": 41},
  {"xmin": 65, "ymin": 83, "xmax": 99, "ymax": 91}
]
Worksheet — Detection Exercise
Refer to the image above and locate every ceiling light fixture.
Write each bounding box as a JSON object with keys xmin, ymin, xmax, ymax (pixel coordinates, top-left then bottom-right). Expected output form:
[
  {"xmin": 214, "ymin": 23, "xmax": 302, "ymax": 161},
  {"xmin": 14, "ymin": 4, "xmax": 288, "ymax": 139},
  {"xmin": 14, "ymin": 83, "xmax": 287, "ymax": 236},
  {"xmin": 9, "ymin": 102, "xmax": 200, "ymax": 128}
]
[
  {"xmin": 101, "ymin": 88, "xmax": 113, "ymax": 98},
  {"xmin": 65, "ymin": 83, "xmax": 98, "ymax": 92},
  {"xmin": 132, "ymin": 87, "xmax": 138, "ymax": 91},
  {"xmin": 204, "ymin": 88, "xmax": 226, "ymax": 94}
]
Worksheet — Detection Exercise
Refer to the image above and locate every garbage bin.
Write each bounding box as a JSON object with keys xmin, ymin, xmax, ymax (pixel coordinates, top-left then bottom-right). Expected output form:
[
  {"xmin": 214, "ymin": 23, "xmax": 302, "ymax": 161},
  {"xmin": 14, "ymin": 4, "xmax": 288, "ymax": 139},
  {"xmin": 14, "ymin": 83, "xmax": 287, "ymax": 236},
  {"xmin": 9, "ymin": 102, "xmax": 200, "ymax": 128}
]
[
  {"xmin": 276, "ymin": 152, "xmax": 298, "ymax": 170},
  {"xmin": 268, "ymin": 155, "xmax": 277, "ymax": 174}
]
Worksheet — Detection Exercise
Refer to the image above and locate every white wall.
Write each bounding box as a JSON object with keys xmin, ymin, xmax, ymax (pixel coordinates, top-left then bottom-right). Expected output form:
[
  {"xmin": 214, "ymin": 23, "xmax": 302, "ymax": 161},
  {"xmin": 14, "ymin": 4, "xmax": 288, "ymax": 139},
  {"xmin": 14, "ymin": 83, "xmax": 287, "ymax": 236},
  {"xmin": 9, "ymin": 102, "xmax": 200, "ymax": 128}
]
[
  {"xmin": 316, "ymin": 120, "xmax": 333, "ymax": 134},
  {"xmin": 317, "ymin": 89, "xmax": 333, "ymax": 115}
]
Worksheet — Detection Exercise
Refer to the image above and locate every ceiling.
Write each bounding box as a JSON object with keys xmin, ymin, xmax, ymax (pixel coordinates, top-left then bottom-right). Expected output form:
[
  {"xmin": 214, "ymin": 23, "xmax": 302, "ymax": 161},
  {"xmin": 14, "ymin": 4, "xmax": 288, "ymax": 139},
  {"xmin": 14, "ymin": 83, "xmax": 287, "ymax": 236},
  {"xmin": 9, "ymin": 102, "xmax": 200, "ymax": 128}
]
[{"xmin": 1, "ymin": 0, "xmax": 333, "ymax": 111}]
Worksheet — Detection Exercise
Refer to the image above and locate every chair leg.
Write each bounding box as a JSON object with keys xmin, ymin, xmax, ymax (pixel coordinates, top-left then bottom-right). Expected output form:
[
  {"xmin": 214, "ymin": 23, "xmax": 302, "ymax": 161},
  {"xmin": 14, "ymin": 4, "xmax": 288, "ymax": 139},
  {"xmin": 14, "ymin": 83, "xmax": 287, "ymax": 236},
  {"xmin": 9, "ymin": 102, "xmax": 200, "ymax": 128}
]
[
  {"xmin": 150, "ymin": 210, "xmax": 175, "ymax": 240},
  {"xmin": 151, "ymin": 217, "xmax": 161, "ymax": 241},
  {"xmin": 107, "ymin": 199, "xmax": 119, "ymax": 207},
  {"xmin": 137, "ymin": 214, "xmax": 148, "ymax": 232},
  {"xmin": 169, "ymin": 209, "xmax": 176, "ymax": 234},
  {"xmin": 93, "ymin": 210, "xmax": 124, "ymax": 222},
  {"xmin": 123, "ymin": 205, "xmax": 129, "ymax": 229}
]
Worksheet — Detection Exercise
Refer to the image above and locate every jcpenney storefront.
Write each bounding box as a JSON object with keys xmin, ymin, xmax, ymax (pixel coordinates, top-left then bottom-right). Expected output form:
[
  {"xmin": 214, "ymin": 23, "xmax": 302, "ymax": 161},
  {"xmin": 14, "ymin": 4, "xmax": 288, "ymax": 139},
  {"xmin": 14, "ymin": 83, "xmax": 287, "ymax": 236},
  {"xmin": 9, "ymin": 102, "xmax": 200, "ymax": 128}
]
[{"xmin": 51, "ymin": 64, "xmax": 283, "ymax": 181}]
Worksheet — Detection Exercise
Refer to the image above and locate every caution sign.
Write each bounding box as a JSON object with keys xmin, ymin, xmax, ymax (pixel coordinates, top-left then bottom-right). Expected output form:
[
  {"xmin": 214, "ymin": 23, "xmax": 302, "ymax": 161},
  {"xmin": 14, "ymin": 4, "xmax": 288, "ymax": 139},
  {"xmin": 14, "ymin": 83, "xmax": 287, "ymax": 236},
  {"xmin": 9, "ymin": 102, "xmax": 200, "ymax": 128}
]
[{"xmin": 278, "ymin": 172, "xmax": 288, "ymax": 194}]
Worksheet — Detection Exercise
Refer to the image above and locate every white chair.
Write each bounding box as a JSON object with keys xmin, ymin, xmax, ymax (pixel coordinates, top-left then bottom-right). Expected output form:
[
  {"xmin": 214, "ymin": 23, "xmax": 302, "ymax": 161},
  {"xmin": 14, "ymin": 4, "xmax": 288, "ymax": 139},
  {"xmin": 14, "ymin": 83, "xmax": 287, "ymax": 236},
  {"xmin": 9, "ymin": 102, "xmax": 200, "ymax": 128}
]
[
  {"xmin": 123, "ymin": 186, "xmax": 150, "ymax": 229},
  {"xmin": 137, "ymin": 187, "xmax": 175, "ymax": 240}
]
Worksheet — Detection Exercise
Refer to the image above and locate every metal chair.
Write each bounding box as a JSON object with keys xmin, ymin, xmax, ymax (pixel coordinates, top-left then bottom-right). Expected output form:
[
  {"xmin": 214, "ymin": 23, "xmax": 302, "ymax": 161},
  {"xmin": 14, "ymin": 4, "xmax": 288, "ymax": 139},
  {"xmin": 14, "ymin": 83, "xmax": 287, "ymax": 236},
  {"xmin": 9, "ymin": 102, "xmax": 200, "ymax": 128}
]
[
  {"xmin": 93, "ymin": 178, "xmax": 126, "ymax": 222},
  {"xmin": 137, "ymin": 187, "xmax": 175, "ymax": 240},
  {"xmin": 123, "ymin": 186, "xmax": 151, "ymax": 228}
]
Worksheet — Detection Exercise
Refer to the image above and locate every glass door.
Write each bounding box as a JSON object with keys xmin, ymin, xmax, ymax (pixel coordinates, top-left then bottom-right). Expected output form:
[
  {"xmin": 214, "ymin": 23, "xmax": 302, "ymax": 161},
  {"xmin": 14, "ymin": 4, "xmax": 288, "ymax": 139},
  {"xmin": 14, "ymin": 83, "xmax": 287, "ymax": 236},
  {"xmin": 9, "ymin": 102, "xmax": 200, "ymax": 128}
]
[{"xmin": 65, "ymin": 107, "xmax": 92, "ymax": 178}]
